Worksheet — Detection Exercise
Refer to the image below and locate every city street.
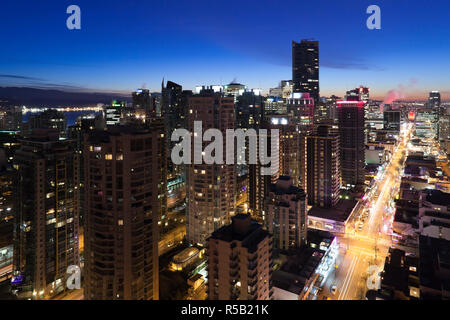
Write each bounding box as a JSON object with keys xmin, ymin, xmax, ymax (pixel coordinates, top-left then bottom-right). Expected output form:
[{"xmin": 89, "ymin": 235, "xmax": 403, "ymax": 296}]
[{"xmin": 325, "ymin": 125, "xmax": 413, "ymax": 300}]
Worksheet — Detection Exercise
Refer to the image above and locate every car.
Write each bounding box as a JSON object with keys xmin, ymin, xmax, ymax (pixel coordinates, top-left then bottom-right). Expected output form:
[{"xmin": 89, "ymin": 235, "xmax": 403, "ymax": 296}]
[{"xmin": 330, "ymin": 285, "xmax": 337, "ymax": 295}]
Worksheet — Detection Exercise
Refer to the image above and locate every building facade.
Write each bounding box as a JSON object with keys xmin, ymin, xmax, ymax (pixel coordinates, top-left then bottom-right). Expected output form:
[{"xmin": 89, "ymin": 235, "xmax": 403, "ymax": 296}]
[
  {"xmin": 292, "ymin": 39, "xmax": 319, "ymax": 103},
  {"xmin": 186, "ymin": 91, "xmax": 236, "ymax": 246},
  {"xmin": 266, "ymin": 176, "xmax": 307, "ymax": 250},
  {"xmin": 307, "ymin": 125, "xmax": 341, "ymax": 208},
  {"xmin": 207, "ymin": 214, "xmax": 272, "ymax": 300},
  {"xmin": 338, "ymin": 98, "xmax": 366, "ymax": 190},
  {"xmin": 83, "ymin": 125, "xmax": 164, "ymax": 300},
  {"xmin": 14, "ymin": 129, "xmax": 80, "ymax": 299}
]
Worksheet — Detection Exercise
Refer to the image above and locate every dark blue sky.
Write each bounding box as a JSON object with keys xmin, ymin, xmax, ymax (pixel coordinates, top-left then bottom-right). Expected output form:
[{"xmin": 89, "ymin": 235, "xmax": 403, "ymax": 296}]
[{"xmin": 1, "ymin": 0, "xmax": 449, "ymax": 100}]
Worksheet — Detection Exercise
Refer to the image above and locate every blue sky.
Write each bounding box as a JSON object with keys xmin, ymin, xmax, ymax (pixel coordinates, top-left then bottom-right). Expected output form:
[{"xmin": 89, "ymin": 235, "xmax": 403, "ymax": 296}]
[{"xmin": 0, "ymin": 0, "xmax": 449, "ymax": 100}]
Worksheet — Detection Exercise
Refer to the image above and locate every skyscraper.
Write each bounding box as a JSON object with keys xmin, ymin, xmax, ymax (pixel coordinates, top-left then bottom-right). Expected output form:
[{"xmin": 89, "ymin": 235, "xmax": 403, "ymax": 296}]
[
  {"xmin": 346, "ymin": 86, "xmax": 370, "ymax": 103},
  {"xmin": 132, "ymin": 88, "xmax": 153, "ymax": 122},
  {"xmin": 292, "ymin": 39, "xmax": 319, "ymax": 103},
  {"xmin": 83, "ymin": 125, "xmax": 164, "ymax": 300},
  {"xmin": 186, "ymin": 90, "xmax": 236, "ymax": 246},
  {"xmin": 24, "ymin": 109, "xmax": 67, "ymax": 138},
  {"xmin": 383, "ymin": 110, "xmax": 401, "ymax": 132},
  {"xmin": 429, "ymin": 91, "xmax": 443, "ymax": 139},
  {"xmin": 266, "ymin": 176, "xmax": 307, "ymax": 250},
  {"xmin": 267, "ymin": 116, "xmax": 299, "ymax": 185},
  {"xmin": 14, "ymin": 129, "xmax": 80, "ymax": 299},
  {"xmin": 162, "ymin": 81, "xmax": 191, "ymax": 176},
  {"xmin": 286, "ymin": 92, "xmax": 315, "ymax": 189},
  {"xmin": 429, "ymin": 91, "xmax": 441, "ymax": 109},
  {"xmin": 338, "ymin": 97, "xmax": 366, "ymax": 190},
  {"xmin": 104, "ymin": 100, "xmax": 126, "ymax": 126},
  {"xmin": 306, "ymin": 125, "xmax": 341, "ymax": 208},
  {"xmin": 0, "ymin": 158, "xmax": 16, "ymax": 283},
  {"xmin": 247, "ymin": 118, "xmax": 280, "ymax": 222},
  {"xmin": 207, "ymin": 214, "xmax": 272, "ymax": 300}
]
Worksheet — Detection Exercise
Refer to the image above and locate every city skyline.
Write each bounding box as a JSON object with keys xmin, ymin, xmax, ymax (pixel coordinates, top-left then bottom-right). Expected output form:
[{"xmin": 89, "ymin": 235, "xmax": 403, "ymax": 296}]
[
  {"xmin": 1, "ymin": 0, "xmax": 450, "ymax": 305},
  {"xmin": 1, "ymin": 0, "xmax": 450, "ymax": 100}
]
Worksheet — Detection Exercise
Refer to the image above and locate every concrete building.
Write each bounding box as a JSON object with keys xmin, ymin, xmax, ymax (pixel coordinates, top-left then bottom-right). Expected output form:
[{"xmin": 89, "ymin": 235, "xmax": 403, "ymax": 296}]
[
  {"xmin": 13, "ymin": 129, "xmax": 80, "ymax": 299},
  {"xmin": 186, "ymin": 91, "xmax": 236, "ymax": 246},
  {"xmin": 338, "ymin": 98, "xmax": 366, "ymax": 190},
  {"xmin": 308, "ymin": 199, "xmax": 358, "ymax": 234},
  {"xmin": 306, "ymin": 125, "xmax": 340, "ymax": 208},
  {"xmin": 207, "ymin": 214, "xmax": 272, "ymax": 300},
  {"xmin": 24, "ymin": 109, "xmax": 67, "ymax": 138},
  {"xmin": 266, "ymin": 176, "xmax": 307, "ymax": 250},
  {"xmin": 292, "ymin": 39, "xmax": 319, "ymax": 103},
  {"xmin": 83, "ymin": 125, "xmax": 164, "ymax": 300},
  {"xmin": 0, "ymin": 164, "xmax": 16, "ymax": 283}
]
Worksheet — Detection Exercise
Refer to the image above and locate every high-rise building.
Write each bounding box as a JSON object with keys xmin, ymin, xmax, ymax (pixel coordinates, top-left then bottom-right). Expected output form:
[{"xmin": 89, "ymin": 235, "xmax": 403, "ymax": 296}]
[
  {"xmin": 338, "ymin": 97, "xmax": 366, "ymax": 190},
  {"xmin": 286, "ymin": 92, "xmax": 315, "ymax": 132},
  {"xmin": 247, "ymin": 119, "xmax": 280, "ymax": 222},
  {"xmin": 83, "ymin": 125, "xmax": 165, "ymax": 300},
  {"xmin": 207, "ymin": 214, "xmax": 272, "ymax": 300},
  {"xmin": 24, "ymin": 109, "xmax": 67, "ymax": 138},
  {"xmin": 236, "ymin": 91, "xmax": 264, "ymax": 211},
  {"xmin": 161, "ymin": 80, "xmax": 185, "ymax": 176},
  {"xmin": 383, "ymin": 110, "xmax": 401, "ymax": 132},
  {"xmin": 67, "ymin": 114, "xmax": 105, "ymax": 236},
  {"xmin": 307, "ymin": 125, "xmax": 340, "ymax": 208},
  {"xmin": 429, "ymin": 91, "xmax": 443, "ymax": 139},
  {"xmin": 346, "ymin": 86, "xmax": 370, "ymax": 103},
  {"xmin": 0, "ymin": 106, "xmax": 22, "ymax": 131},
  {"xmin": 416, "ymin": 108, "xmax": 438, "ymax": 139},
  {"xmin": 268, "ymin": 81, "xmax": 293, "ymax": 99},
  {"xmin": 0, "ymin": 160, "xmax": 16, "ymax": 283},
  {"xmin": 132, "ymin": 88, "xmax": 153, "ymax": 122},
  {"xmin": 132, "ymin": 88, "xmax": 152, "ymax": 110},
  {"xmin": 286, "ymin": 92, "xmax": 315, "ymax": 189},
  {"xmin": 13, "ymin": 129, "xmax": 80, "ymax": 299},
  {"xmin": 439, "ymin": 112, "xmax": 450, "ymax": 154},
  {"xmin": 104, "ymin": 100, "xmax": 126, "ymax": 126},
  {"xmin": 267, "ymin": 115, "xmax": 300, "ymax": 185},
  {"xmin": 266, "ymin": 176, "xmax": 307, "ymax": 250},
  {"xmin": 223, "ymin": 83, "xmax": 247, "ymax": 100},
  {"xmin": 429, "ymin": 91, "xmax": 441, "ymax": 109},
  {"xmin": 292, "ymin": 39, "xmax": 319, "ymax": 103},
  {"xmin": 264, "ymin": 96, "xmax": 287, "ymax": 115},
  {"xmin": 186, "ymin": 91, "xmax": 236, "ymax": 245}
]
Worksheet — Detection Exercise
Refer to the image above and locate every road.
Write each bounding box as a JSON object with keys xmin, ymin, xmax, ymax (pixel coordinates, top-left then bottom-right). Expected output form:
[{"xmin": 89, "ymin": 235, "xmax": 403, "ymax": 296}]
[{"xmin": 323, "ymin": 124, "xmax": 413, "ymax": 300}]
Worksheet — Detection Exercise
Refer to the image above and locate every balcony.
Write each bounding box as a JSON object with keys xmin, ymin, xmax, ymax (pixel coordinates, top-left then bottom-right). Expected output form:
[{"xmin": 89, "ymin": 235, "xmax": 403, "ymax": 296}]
[
  {"xmin": 229, "ymin": 269, "xmax": 239, "ymax": 278},
  {"xmin": 248, "ymin": 267, "xmax": 257, "ymax": 278}
]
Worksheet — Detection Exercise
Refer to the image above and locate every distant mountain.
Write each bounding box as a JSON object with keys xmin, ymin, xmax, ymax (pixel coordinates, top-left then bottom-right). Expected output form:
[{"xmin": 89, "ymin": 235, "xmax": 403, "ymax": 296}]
[{"xmin": 0, "ymin": 87, "xmax": 131, "ymax": 107}]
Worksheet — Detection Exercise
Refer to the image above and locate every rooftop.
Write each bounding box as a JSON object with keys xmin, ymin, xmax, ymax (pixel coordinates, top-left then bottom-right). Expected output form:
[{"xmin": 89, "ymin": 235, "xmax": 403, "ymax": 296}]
[{"xmin": 308, "ymin": 199, "xmax": 357, "ymax": 222}]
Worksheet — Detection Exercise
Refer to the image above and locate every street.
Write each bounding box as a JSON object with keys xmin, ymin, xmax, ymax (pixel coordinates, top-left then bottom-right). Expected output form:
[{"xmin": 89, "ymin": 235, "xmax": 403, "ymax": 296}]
[{"xmin": 323, "ymin": 124, "xmax": 413, "ymax": 300}]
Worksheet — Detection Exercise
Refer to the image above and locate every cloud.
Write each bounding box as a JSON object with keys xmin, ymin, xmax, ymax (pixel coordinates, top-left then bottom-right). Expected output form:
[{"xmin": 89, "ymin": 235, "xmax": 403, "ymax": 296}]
[
  {"xmin": 0, "ymin": 74, "xmax": 45, "ymax": 81},
  {"xmin": 321, "ymin": 61, "xmax": 385, "ymax": 71},
  {"xmin": 0, "ymin": 74, "xmax": 88, "ymax": 92}
]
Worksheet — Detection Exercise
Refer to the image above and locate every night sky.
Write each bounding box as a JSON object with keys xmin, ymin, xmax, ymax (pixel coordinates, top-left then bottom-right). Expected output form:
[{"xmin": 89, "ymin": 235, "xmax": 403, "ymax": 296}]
[{"xmin": 1, "ymin": 0, "xmax": 449, "ymax": 100}]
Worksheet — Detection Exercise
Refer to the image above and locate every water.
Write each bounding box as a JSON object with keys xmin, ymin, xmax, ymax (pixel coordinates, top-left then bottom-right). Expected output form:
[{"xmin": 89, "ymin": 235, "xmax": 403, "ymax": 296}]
[{"xmin": 22, "ymin": 110, "xmax": 102, "ymax": 127}]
